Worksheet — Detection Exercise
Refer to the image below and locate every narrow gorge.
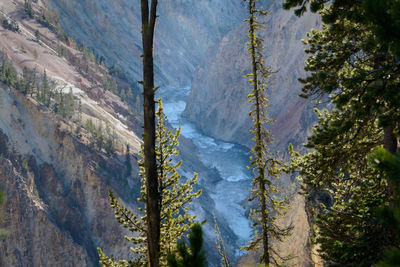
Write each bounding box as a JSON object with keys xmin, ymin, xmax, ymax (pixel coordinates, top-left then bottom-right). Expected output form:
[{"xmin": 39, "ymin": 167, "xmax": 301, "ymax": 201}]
[{"xmin": 0, "ymin": 0, "xmax": 322, "ymax": 266}]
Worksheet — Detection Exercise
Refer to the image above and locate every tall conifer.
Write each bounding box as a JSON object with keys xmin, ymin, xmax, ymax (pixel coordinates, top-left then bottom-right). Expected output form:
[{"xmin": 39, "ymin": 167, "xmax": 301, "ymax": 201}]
[
  {"xmin": 244, "ymin": 0, "xmax": 292, "ymax": 265},
  {"xmin": 284, "ymin": 0, "xmax": 400, "ymax": 264}
]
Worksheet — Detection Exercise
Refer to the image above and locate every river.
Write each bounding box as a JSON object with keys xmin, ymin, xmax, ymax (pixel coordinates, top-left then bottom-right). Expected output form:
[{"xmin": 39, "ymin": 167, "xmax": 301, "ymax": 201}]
[{"xmin": 157, "ymin": 85, "xmax": 253, "ymax": 245}]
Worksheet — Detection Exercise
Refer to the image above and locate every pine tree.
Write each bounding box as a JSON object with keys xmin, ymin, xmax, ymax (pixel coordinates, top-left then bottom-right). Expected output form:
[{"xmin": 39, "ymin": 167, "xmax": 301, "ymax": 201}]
[
  {"xmin": 30, "ymin": 67, "xmax": 37, "ymax": 97},
  {"xmin": 371, "ymin": 147, "xmax": 400, "ymax": 267},
  {"xmin": 24, "ymin": 0, "xmax": 34, "ymax": 19},
  {"xmin": 65, "ymin": 87, "xmax": 75, "ymax": 120},
  {"xmin": 283, "ymin": 0, "xmax": 400, "ymax": 265},
  {"xmin": 98, "ymin": 99, "xmax": 201, "ymax": 266},
  {"xmin": 102, "ymin": 75, "xmax": 110, "ymax": 91},
  {"xmin": 244, "ymin": 1, "xmax": 292, "ymax": 265},
  {"xmin": 167, "ymin": 223, "xmax": 207, "ymax": 267},
  {"xmin": 111, "ymin": 78, "xmax": 118, "ymax": 95},
  {"xmin": 126, "ymin": 88, "xmax": 134, "ymax": 101},
  {"xmin": 104, "ymin": 124, "xmax": 116, "ymax": 156},
  {"xmin": 125, "ymin": 144, "xmax": 132, "ymax": 178},
  {"xmin": 95, "ymin": 122, "xmax": 104, "ymax": 150},
  {"xmin": 77, "ymin": 99, "xmax": 82, "ymax": 122},
  {"xmin": 41, "ymin": 70, "xmax": 51, "ymax": 107},
  {"xmin": 0, "ymin": 53, "xmax": 18, "ymax": 88},
  {"xmin": 21, "ymin": 67, "xmax": 32, "ymax": 95},
  {"xmin": 54, "ymin": 88, "xmax": 64, "ymax": 116},
  {"xmin": 0, "ymin": 189, "xmax": 7, "ymax": 239},
  {"xmin": 135, "ymin": 95, "xmax": 142, "ymax": 114}
]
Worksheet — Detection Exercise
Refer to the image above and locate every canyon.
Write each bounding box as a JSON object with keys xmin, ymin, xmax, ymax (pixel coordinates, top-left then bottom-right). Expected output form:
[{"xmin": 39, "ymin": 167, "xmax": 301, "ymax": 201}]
[{"xmin": 0, "ymin": 0, "xmax": 320, "ymax": 266}]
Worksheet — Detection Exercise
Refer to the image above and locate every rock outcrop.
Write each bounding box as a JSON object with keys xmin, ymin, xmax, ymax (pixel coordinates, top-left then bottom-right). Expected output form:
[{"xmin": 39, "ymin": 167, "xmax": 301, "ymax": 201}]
[
  {"xmin": 0, "ymin": 85, "xmax": 141, "ymax": 266},
  {"xmin": 48, "ymin": 0, "xmax": 246, "ymax": 87},
  {"xmin": 0, "ymin": 157, "xmax": 89, "ymax": 266},
  {"xmin": 0, "ymin": 0, "xmax": 324, "ymax": 265},
  {"xmin": 183, "ymin": 1, "xmax": 320, "ymax": 150}
]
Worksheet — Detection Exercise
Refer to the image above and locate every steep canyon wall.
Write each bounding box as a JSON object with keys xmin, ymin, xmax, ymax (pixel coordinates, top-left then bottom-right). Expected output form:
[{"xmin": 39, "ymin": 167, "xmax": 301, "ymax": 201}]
[{"xmin": 184, "ymin": 2, "xmax": 320, "ymax": 151}]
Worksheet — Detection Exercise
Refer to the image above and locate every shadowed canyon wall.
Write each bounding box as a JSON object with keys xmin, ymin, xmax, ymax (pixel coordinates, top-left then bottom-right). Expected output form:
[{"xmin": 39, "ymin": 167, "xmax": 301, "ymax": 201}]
[
  {"xmin": 184, "ymin": 1, "xmax": 320, "ymax": 151},
  {"xmin": 49, "ymin": 0, "xmax": 246, "ymax": 87},
  {"xmin": 0, "ymin": 0, "xmax": 322, "ymax": 265}
]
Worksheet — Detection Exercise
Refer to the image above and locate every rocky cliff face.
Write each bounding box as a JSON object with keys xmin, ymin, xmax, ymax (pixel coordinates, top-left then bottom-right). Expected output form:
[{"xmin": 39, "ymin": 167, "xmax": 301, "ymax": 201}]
[
  {"xmin": 236, "ymin": 194, "xmax": 314, "ymax": 267},
  {"xmin": 183, "ymin": 1, "xmax": 320, "ymax": 150},
  {"xmin": 0, "ymin": 84, "xmax": 141, "ymax": 266},
  {"xmin": 48, "ymin": 0, "xmax": 246, "ymax": 87},
  {"xmin": 0, "ymin": 156, "xmax": 89, "ymax": 267},
  {"xmin": 0, "ymin": 0, "xmax": 322, "ymax": 265},
  {"xmin": 0, "ymin": 1, "xmax": 237, "ymax": 265}
]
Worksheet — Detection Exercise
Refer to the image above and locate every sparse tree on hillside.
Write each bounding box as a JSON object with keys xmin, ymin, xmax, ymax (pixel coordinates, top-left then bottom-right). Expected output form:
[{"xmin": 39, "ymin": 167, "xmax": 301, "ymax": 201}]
[
  {"xmin": 54, "ymin": 88, "xmax": 64, "ymax": 116},
  {"xmin": 40, "ymin": 70, "xmax": 51, "ymax": 107},
  {"xmin": 0, "ymin": 189, "xmax": 8, "ymax": 239},
  {"xmin": 24, "ymin": 0, "xmax": 34, "ymax": 19},
  {"xmin": 135, "ymin": 95, "xmax": 142, "ymax": 114},
  {"xmin": 21, "ymin": 67, "xmax": 34, "ymax": 95},
  {"xmin": 0, "ymin": 53, "xmax": 18, "ymax": 88},
  {"xmin": 77, "ymin": 99, "xmax": 82, "ymax": 122},
  {"xmin": 244, "ymin": 0, "xmax": 292, "ymax": 265},
  {"xmin": 102, "ymin": 75, "xmax": 110, "ymax": 91},
  {"xmin": 125, "ymin": 144, "xmax": 132, "ymax": 177},
  {"xmin": 110, "ymin": 78, "xmax": 118, "ymax": 95},
  {"xmin": 65, "ymin": 87, "xmax": 75, "ymax": 120},
  {"xmin": 104, "ymin": 124, "xmax": 116, "ymax": 156},
  {"xmin": 34, "ymin": 30, "xmax": 40, "ymax": 41},
  {"xmin": 95, "ymin": 122, "xmax": 104, "ymax": 150}
]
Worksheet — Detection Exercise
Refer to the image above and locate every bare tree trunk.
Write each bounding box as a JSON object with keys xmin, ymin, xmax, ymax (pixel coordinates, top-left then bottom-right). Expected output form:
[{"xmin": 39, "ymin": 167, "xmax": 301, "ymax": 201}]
[
  {"xmin": 140, "ymin": 1, "xmax": 160, "ymax": 266},
  {"xmin": 384, "ymin": 125, "xmax": 397, "ymax": 155},
  {"xmin": 384, "ymin": 125, "xmax": 399, "ymax": 206}
]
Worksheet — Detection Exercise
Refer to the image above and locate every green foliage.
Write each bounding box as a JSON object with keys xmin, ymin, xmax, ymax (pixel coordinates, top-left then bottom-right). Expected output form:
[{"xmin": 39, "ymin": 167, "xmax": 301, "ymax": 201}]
[
  {"xmin": 34, "ymin": 29, "xmax": 40, "ymax": 41},
  {"xmin": 24, "ymin": 0, "xmax": 34, "ymax": 19},
  {"xmin": 54, "ymin": 87, "xmax": 75, "ymax": 120},
  {"xmin": 214, "ymin": 216, "xmax": 230, "ymax": 267},
  {"xmin": 363, "ymin": 0, "xmax": 400, "ymax": 56},
  {"xmin": 94, "ymin": 123, "xmax": 104, "ymax": 150},
  {"xmin": 282, "ymin": 0, "xmax": 327, "ymax": 16},
  {"xmin": 85, "ymin": 119, "xmax": 95, "ymax": 135},
  {"xmin": 0, "ymin": 189, "xmax": 3, "ymax": 207},
  {"xmin": 98, "ymin": 99, "xmax": 201, "ymax": 266},
  {"xmin": 371, "ymin": 148, "xmax": 400, "ymax": 267},
  {"xmin": 110, "ymin": 78, "xmax": 118, "ymax": 95},
  {"xmin": 0, "ymin": 189, "xmax": 7, "ymax": 240},
  {"xmin": 104, "ymin": 124, "xmax": 116, "ymax": 156},
  {"xmin": 135, "ymin": 95, "xmax": 141, "ymax": 114},
  {"xmin": 35, "ymin": 8, "xmax": 66, "ymax": 41},
  {"xmin": 84, "ymin": 119, "xmax": 115, "ymax": 154},
  {"xmin": 21, "ymin": 66, "xmax": 35, "ymax": 95},
  {"xmin": 125, "ymin": 144, "xmax": 132, "ymax": 177},
  {"xmin": 38, "ymin": 70, "xmax": 51, "ymax": 107},
  {"xmin": 166, "ymin": 223, "xmax": 207, "ymax": 267},
  {"xmin": 2, "ymin": 18, "xmax": 20, "ymax": 32},
  {"xmin": 244, "ymin": 0, "xmax": 292, "ymax": 265},
  {"xmin": 102, "ymin": 75, "xmax": 110, "ymax": 91},
  {"xmin": 1, "ymin": 53, "xmax": 37, "ymax": 96},
  {"xmin": 0, "ymin": 53, "xmax": 18, "ymax": 88},
  {"xmin": 284, "ymin": 0, "xmax": 400, "ymax": 265}
]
